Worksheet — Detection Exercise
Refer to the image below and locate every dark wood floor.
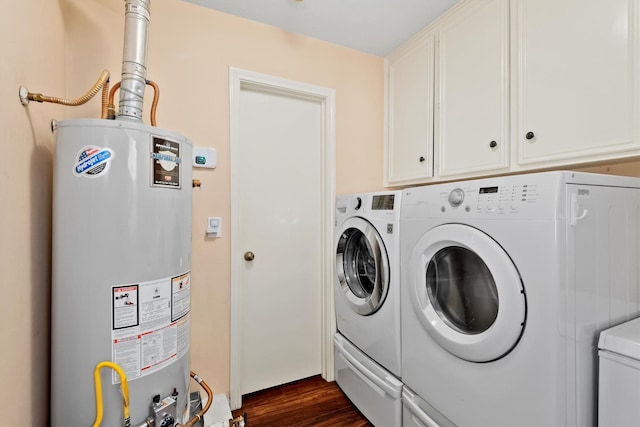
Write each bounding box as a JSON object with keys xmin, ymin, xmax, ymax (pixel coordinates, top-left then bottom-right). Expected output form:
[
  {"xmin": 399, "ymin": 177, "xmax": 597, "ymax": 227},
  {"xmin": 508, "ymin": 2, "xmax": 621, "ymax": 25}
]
[{"xmin": 232, "ymin": 375, "xmax": 373, "ymax": 427}]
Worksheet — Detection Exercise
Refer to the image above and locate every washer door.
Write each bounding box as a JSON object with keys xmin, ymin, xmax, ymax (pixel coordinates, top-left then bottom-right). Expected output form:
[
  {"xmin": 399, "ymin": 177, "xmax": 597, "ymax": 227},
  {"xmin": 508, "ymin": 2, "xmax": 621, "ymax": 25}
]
[
  {"xmin": 410, "ymin": 224, "xmax": 526, "ymax": 362},
  {"xmin": 336, "ymin": 217, "xmax": 389, "ymax": 315}
]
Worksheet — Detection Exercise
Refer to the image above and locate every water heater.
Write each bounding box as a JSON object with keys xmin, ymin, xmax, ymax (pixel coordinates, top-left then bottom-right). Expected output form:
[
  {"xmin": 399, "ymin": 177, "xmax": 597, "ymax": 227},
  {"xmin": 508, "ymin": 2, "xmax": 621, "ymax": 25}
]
[{"xmin": 50, "ymin": 118, "xmax": 193, "ymax": 425}]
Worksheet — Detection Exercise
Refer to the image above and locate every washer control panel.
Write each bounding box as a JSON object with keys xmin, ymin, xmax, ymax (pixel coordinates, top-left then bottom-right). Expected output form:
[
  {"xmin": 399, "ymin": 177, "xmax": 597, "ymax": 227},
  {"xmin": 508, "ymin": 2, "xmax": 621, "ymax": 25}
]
[{"xmin": 336, "ymin": 191, "xmax": 403, "ymax": 224}]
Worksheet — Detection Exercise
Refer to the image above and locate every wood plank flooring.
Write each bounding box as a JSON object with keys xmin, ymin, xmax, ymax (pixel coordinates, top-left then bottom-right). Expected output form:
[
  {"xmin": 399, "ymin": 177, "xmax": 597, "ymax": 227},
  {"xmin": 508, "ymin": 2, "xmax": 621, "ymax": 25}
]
[{"xmin": 232, "ymin": 375, "xmax": 373, "ymax": 427}]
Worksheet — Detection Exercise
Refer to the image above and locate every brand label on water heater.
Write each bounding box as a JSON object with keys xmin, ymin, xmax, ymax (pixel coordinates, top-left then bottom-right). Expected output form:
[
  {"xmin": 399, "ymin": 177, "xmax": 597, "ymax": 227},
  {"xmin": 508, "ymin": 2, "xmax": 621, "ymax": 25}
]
[
  {"xmin": 110, "ymin": 272, "xmax": 191, "ymax": 384},
  {"xmin": 151, "ymin": 136, "xmax": 181, "ymax": 189},
  {"xmin": 73, "ymin": 146, "xmax": 114, "ymax": 178}
]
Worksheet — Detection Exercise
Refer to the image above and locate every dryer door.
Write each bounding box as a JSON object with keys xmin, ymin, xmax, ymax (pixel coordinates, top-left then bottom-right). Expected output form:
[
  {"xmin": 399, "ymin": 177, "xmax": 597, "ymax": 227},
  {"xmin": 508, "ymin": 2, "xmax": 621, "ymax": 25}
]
[
  {"xmin": 410, "ymin": 224, "xmax": 526, "ymax": 362},
  {"xmin": 336, "ymin": 217, "xmax": 389, "ymax": 315}
]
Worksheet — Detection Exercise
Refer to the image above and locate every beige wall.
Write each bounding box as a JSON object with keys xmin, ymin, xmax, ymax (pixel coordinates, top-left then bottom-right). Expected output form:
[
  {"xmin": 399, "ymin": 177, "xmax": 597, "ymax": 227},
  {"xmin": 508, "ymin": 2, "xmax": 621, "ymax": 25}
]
[
  {"xmin": 1, "ymin": 2, "xmax": 66, "ymax": 426},
  {"xmin": 63, "ymin": 0, "xmax": 385, "ymax": 401},
  {"xmin": 5, "ymin": 1, "xmax": 639, "ymax": 426},
  {"xmin": 573, "ymin": 159, "xmax": 640, "ymax": 177}
]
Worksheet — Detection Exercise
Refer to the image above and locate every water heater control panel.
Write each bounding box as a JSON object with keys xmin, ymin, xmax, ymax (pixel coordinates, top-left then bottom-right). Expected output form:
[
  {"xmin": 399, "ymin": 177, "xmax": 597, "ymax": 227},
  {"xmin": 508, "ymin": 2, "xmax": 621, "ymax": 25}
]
[{"xmin": 193, "ymin": 147, "xmax": 217, "ymax": 169}]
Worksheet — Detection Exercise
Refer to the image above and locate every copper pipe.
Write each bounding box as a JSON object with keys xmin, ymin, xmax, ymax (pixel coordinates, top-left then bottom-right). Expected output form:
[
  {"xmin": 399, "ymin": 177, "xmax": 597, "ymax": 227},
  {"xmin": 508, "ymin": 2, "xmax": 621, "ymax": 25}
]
[
  {"xmin": 176, "ymin": 371, "xmax": 213, "ymax": 427},
  {"xmin": 108, "ymin": 80, "xmax": 158, "ymax": 126},
  {"xmin": 27, "ymin": 69, "xmax": 110, "ymax": 107},
  {"xmin": 107, "ymin": 81, "xmax": 121, "ymax": 120},
  {"xmin": 146, "ymin": 80, "xmax": 159, "ymax": 127},
  {"xmin": 108, "ymin": 81, "xmax": 121, "ymax": 106}
]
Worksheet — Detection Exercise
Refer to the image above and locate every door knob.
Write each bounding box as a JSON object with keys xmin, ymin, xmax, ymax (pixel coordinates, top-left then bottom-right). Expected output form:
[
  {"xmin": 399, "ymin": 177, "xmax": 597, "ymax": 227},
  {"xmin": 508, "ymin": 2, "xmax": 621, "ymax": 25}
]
[{"xmin": 244, "ymin": 251, "xmax": 255, "ymax": 261}]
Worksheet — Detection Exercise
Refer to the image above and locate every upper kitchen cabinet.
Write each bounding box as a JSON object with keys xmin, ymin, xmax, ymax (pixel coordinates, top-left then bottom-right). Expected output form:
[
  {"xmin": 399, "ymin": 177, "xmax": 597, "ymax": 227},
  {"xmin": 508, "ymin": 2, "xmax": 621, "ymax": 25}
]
[
  {"xmin": 386, "ymin": 35, "xmax": 435, "ymax": 186},
  {"xmin": 514, "ymin": 0, "xmax": 640, "ymax": 167},
  {"xmin": 436, "ymin": 0, "xmax": 510, "ymax": 178}
]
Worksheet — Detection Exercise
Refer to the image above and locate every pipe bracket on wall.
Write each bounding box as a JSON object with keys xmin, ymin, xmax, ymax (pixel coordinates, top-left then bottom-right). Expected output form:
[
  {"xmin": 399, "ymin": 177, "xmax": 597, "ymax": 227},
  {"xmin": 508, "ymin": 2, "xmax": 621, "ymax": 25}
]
[{"xmin": 18, "ymin": 86, "xmax": 29, "ymax": 105}]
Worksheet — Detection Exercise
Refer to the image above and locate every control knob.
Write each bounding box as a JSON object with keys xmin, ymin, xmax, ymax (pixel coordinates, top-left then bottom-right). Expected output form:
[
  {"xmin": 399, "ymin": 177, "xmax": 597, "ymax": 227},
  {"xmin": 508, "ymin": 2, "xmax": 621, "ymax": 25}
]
[{"xmin": 448, "ymin": 188, "xmax": 465, "ymax": 207}]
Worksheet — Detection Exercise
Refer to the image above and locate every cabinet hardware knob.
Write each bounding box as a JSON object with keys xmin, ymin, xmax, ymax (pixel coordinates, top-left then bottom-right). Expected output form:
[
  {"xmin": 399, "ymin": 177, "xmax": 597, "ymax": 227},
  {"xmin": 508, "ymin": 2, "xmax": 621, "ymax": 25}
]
[
  {"xmin": 489, "ymin": 140, "xmax": 498, "ymax": 148},
  {"xmin": 244, "ymin": 251, "xmax": 255, "ymax": 261},
  {"xmin": 525, "ymin": 131, "xmax": 535, "ymax": 140},
  {"xmin": 419, "ymin": 156, "xmax": 425, "ymax": 163}
]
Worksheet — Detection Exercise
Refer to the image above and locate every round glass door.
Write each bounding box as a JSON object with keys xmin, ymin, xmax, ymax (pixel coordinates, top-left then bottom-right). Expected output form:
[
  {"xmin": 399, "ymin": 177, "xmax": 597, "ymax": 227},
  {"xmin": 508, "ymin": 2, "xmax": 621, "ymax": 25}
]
[
  {"xmin": 410, "ymin": 224, "xmax": 526, "ymax": 362},
  {"xmin": 336, "ymin": 217, "xmax": 389, "ymax": 315},
  {"xmin": 426, "ymin": 246, "xmax": 499, "ymax": 335}
]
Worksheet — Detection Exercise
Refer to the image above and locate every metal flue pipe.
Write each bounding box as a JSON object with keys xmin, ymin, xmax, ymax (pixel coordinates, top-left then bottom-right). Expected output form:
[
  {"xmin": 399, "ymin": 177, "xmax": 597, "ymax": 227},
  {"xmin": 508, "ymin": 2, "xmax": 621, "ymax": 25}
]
[{"xmin": 118, "ymin": 0, "xmax": 151, "ymax": 121}]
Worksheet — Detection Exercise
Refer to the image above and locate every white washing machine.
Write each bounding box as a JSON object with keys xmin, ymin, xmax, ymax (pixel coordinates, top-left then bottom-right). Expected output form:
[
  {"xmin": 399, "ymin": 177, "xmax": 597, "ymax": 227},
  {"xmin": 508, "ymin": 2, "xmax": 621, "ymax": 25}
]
[
  {"xmin": 334, "ymin": 191, "xmax": 403, "ymax": 425},
  {"xmin": 400, "ymin": 171, "xmax": 640, "ymax": 427}
]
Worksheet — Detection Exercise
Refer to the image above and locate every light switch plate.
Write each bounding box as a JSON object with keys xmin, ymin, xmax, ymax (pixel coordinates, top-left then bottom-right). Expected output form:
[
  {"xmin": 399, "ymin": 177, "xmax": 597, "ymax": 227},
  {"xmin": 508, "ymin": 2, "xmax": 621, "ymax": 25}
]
[{"xmin": 207, "ymin": 217, "xmax": 221, "ymax": 237}]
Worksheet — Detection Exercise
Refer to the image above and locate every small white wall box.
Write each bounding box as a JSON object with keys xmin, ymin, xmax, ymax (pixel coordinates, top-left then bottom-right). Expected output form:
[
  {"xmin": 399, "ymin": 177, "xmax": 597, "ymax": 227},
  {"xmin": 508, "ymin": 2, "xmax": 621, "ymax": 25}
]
[
  {"xmin": 207, "ymin": 217, "xmax": 222, "ymax": 237},
  {"xmin": 193, "ymin": 147, "xmax": 217, "ymax": 169}
]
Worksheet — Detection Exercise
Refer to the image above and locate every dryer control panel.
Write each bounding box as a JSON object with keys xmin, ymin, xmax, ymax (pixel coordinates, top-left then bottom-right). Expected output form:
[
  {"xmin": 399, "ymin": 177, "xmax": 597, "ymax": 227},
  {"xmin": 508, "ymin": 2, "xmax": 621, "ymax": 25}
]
[
  {"xmin": 402, "ymin": 172, "xmax": 565, "ymax": 221},
  {"xmin": 447, "ymin": 182, "xmax": 542, "ymax": 215}
]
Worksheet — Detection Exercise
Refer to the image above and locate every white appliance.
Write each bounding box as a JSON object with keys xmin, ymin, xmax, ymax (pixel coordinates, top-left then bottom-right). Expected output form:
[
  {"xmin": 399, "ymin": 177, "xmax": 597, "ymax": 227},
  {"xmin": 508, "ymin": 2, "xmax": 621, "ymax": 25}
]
[
  {"xmin": 598, "ymin": 316, "xmax": 640, "ymax": 426},
  {"xmin": 51, "ymin": 120, "xmax": 192, "ymax": 426},
  {"xmin": 334, "ymin": 191, "xmax": 403, "ymax": 425},
  {"xmin": 49, "ymin": 1, "xmax": 199, "ymax": 425},
  {"xmin": 334, "ymin": 334, "xmax": 403, "ymax": 426},
  {"xmin": 400, "ymin": 171, "xmax": 640, "ymax": 427},
  {"xmin": 402, "ymin": 386, "xmax": 455, "ymax": 427}
]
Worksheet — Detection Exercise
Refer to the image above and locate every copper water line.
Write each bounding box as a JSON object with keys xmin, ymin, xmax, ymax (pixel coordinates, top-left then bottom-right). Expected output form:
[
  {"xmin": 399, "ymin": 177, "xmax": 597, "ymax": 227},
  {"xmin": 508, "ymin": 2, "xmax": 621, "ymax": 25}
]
[
  {"xmin": 107, "ymin": 81, "xmax": 121, "ymax": 120},
  {"xmin": 108, "ymin": 80, "xmax": 159, "ymax": 126},
  {"xmin": 146, "ymin": 80, "xmax": 159, "ymax": 127},
  {"xmin": 176, "ymin": 371, "xmax": 213, "ymax": 427}
]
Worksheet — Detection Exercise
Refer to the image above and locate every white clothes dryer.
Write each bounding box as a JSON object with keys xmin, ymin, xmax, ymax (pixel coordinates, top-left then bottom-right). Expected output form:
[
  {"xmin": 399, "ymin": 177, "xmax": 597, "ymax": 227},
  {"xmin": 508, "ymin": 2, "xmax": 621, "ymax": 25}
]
[
  {"xmin": 400, "ymin": 171, "xmax": 640, "ymax": 427},
  {"xmin": 334, "ymin": 191, "xmax": 403, "ymax": 426},
  {"xmin": 402, "ymin": 386, "xmax": 455, "ymax": 427}
]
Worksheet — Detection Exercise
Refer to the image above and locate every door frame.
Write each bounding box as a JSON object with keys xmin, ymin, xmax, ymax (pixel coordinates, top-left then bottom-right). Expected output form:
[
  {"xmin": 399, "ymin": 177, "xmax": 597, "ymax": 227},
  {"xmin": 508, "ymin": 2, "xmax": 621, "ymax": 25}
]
[{"xmin": 229, "ymin": 67, "xmax": 336, "ymax": 410}]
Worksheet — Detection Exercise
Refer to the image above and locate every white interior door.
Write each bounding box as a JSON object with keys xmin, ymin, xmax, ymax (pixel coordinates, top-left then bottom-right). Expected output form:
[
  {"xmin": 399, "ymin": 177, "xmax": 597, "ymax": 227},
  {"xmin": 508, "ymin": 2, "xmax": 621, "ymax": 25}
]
[{"xmin": 229, "ymin": 69, "xmax": 336, "ymax": 409}]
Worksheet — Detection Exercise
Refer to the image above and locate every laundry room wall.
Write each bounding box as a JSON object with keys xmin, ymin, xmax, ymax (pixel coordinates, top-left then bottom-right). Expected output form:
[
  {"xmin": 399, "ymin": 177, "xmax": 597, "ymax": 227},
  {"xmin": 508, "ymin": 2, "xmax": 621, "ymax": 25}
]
[
  {"xmin": 3, "ymin": 2, "xmax": 639, "ymax": 426},
  {"xmin": 574, "ymin": 159, "xmax": 640, "ymax": 177},
  {"xmin": 1, "ymin": 2, "xmax": 66, "ymax": 426},
  {"xmin": 62, "ymin": 0, "xmax": 385, "ymax": 398}
]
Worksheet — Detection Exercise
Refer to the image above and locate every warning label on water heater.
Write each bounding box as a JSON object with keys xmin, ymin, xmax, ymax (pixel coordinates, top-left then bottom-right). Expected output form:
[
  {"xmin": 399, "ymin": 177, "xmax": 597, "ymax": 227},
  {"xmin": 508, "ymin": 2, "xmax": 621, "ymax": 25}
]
[
  {"xmin": 151, "ymin": 136, "xmax": 181, "ymax": 188},
  {"xmin": 111, "ymin": 272, "xmax": 191, "ymax": 383}
]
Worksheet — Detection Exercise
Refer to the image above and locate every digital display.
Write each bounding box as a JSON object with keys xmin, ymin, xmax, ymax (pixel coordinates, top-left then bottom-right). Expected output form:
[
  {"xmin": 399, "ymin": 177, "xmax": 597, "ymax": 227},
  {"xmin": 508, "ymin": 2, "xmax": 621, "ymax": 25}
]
[
  {"xmin": 372, "ymin": 194, "xmax": 395, "ymax": 210},
  {"xmin": 479, "ymin": 186, "xmax": 498, "ymax": 194}
]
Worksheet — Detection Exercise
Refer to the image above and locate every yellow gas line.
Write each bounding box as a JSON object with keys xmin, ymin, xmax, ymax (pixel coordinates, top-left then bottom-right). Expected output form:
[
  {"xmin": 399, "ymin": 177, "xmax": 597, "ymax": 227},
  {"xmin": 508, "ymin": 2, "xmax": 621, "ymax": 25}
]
[{"xmin": 92, "ymin": 361, "xmax": 130, "ymax": 427}]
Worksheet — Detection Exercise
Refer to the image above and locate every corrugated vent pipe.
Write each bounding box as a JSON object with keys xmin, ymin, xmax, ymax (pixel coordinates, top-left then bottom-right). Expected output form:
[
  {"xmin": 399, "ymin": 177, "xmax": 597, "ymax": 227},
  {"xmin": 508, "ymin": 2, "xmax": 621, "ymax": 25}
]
[{"xmin": 118, "ymin": 0, "xmax": 151, "ymax": 121}]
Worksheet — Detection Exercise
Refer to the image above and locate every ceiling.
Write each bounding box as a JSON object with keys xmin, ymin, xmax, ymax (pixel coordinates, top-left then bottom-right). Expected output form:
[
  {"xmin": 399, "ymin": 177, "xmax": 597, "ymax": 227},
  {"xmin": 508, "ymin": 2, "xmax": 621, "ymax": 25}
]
[{"xmin": 181, "ymin": 0, "xmax": 463, "ymax": 57}]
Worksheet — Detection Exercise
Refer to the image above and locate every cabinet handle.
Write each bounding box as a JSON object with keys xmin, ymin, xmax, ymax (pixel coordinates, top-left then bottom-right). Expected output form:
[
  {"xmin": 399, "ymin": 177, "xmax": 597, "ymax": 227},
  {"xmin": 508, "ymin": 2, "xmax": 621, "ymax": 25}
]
[
  {"xmin": 489, "ymin": 140, "xmax": 498, "ymax": 148},
  {"xmin": 525, "ymin": 131, "xmax": 535, "ymax": 140},
  {"xmin": 419, "ymin": 156, "xmax": 425, "ymax": 163}
]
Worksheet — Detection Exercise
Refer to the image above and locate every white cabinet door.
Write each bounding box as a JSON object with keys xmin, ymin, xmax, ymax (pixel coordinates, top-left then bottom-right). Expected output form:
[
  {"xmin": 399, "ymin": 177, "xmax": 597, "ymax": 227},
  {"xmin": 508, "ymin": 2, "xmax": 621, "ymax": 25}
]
[
  {"xmin": 436, "ymin": 0, "xmax": 510, "ymax": 177},
  {"xmin": 387, "ymin": 36, "xmax": 435, "ymax": 185},
  {"xmin": 515, "ymin": 0, "xmax": 640, "ymax": 166}
]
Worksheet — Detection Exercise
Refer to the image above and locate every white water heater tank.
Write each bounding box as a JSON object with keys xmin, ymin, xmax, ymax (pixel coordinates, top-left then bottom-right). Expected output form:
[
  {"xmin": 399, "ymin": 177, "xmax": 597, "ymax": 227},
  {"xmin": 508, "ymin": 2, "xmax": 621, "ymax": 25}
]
[{"xmin": 51, "ymin": 118, "xmax": 193, "ymax": 426}]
